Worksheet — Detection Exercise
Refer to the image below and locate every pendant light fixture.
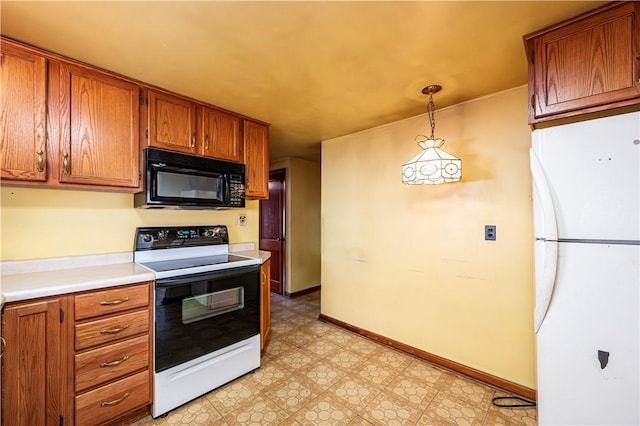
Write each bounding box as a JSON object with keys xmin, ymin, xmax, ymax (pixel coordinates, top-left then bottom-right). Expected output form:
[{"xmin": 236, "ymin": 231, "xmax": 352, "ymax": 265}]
[{"xmin": 402, "ymin": 85, "xmax": 462, "ymax": 185}]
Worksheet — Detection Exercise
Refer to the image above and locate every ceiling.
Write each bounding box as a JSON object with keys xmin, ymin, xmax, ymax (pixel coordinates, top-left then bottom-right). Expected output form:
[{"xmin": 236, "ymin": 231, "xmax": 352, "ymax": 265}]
[{"xmin": 1, "ymin": 1, "xmax": 604, "ymax": 161}]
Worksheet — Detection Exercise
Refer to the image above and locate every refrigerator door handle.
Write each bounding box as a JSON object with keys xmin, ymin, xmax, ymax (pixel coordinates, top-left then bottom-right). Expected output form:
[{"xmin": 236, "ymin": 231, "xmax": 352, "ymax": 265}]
[
  {"xmin": 530, "ymin": 148, "xmax": 559, "ymax": 332},
  {"xmin": 533, "ymin": 240, "xmax": 558, "ymax": 333},
  {"xmin": 530, "ymin": 148, "xmax": 558, "ymax": 241}
]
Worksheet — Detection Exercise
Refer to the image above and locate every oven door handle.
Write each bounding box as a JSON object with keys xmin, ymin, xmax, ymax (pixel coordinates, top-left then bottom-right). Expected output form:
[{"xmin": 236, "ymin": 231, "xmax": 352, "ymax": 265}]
[{"xmin": 155, "ymin": 265, "xmax": 260, "ymax": 287}]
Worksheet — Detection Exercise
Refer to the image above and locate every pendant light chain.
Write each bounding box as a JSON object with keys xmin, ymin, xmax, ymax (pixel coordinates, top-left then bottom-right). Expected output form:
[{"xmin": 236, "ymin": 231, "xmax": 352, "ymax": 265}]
[{"xmin": 427, "ymin": 91, "xmax": 436, "ymax": 140}]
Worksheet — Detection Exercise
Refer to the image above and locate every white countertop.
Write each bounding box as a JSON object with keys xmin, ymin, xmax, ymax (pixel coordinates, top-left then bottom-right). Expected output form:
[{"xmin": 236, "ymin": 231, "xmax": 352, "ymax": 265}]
[
  {"xmin": 234, "ymin": 250, "xmax": 271, "ymax": 265},
  {"xmin": 1, "ymin": 248, "xmax": 270, "ymax": 307},
  {"xmin": 1, "ymin": 252, "xmax": 155, "ymax": 305}
]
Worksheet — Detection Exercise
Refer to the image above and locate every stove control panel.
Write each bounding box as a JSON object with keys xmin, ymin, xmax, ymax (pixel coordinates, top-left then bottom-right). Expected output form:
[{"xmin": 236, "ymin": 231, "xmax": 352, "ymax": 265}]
[{"xmin": 135, "ymin": 225, "xmax": 229, "ymax": 250}]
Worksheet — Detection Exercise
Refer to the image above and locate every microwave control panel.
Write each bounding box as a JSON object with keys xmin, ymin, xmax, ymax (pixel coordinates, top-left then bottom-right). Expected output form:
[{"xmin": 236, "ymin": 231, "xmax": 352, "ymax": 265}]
[{"xmin": 228, "ymin": 174, "xmax": 245, "ymax": 207}]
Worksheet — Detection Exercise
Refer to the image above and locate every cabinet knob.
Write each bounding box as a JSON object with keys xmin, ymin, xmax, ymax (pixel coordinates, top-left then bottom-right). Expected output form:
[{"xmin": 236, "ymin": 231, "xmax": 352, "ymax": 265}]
[
  {"xmin": 191, "ymin": 132, "xmax": 196, "ymax": 148},
  {"xmin": 62, "ymin": 152, "xmax": 70, "ymax": 175},
  {"xmin": 36, "ymin": 150, "xmax": 45, "ymax": 173},
  {"xmin": 205, "ymin": 134, "xmax": 210, "ymax": 150}
]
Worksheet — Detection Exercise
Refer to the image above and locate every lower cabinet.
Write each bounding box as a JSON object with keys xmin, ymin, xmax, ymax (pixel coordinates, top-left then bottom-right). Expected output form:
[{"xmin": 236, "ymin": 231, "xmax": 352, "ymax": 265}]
[
  {"xmin": 1, "ymin": 298, "xmax": 62, "ymax": 426},
  {"xmin": 260, "ymin": 259, "xmax": 271, "ymax": 351},
  {"xmin": 1, "ymin": 282, "xmax": 152, "ymax": 426}
]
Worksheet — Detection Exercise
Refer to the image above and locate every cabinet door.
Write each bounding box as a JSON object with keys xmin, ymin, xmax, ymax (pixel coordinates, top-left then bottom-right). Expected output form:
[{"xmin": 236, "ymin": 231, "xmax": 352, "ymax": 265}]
[
  {"xmin": 146, "ymin": 90, "xmax": 197, "ymax": 155},
  {"xmin": 2, "ymin": 298, "xmax": 62, "ymax": 426},
  {"xmin": 528, "ymin": 2, "xmax": 640, "ymax": 121},
  {"xmin": 260, "ymin": 259, "xmax": 271, "ymax": 351},
  {"xmin": 0, "ymin": 42, "xmax": 47, "ymax": 181},
  {"xmin": 243, "ymin": 120, "xmax": 269, "ymax": 199},
  {"xmin": 200, "ymin": 107, "xmax": 241, "ymax": 162},
  {"xmin": 58, "ymin": 63, "xmax": 140, "ymax": 188}
]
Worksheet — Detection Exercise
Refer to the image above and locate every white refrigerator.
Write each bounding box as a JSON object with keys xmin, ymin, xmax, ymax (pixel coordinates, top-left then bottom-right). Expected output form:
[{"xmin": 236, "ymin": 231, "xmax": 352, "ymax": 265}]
[{"xmin": 530, "ymin": 111, "xmax": 640, "ymax": 425}]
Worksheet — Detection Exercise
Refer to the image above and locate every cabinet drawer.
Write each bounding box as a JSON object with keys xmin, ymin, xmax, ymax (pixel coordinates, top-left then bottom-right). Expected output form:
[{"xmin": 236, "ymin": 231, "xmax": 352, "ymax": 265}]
[
  {"xmin": 75, "ymin": 369, "xmax": 150, "ymax": 426},
  {"xmin": 75, "ymin": 283, "xmax": 149, "ymax": 320},
  {"xmin": 75, "ymin": 334, "xmax": 149, "ymax": 392},
  {"xmin": 76, "ymin": 310, "xmax": 149, "ymax": 351}
]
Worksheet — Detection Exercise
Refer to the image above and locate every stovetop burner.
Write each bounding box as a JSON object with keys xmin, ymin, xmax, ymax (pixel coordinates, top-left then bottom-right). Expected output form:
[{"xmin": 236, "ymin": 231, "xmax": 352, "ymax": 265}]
[{"xmin": 141, "ymin": 254, "xmax": 253, "ymax": 273}]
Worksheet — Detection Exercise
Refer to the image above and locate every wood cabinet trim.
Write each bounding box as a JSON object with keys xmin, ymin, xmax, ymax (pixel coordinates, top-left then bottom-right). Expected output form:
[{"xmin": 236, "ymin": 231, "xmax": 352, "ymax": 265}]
[
  {"xmin": 74, "ymin": 334, "xmax": 149, "ymax": 393},
  {"xmin": 524, "ymin": 1, "xmax": 640, "ymax": 125},
  {"xmin": 1, "ymin": 37, "xmax": 270, "ymax": 126},
  {"xmin": 199, "ymin": 106, "xmax": 242, "ymax": 162},
  {"xmin": 74, "ymin": 369, "xmax": 150, "ymax": 426},
  {"xmin": 57, "ymin": 61, "xmax": 141, "ymax": 188},
  {"xmin": 74, "ymin": 283, "xmax": 150, "ymax": 321},
  {"xmin": 2, "ymin": 36, "xmax": 270, "ymax": 194},
  {"xmin": 74, "ymin": 309, "xmax": 149, "ymax": 351},
  {"xmin": 0, "ymin": 41, "xmax": 48, "ymax": 182},
  {"xmin": 523, "ymin": 1, "xmax": 630, "ymax": 40},
  {"xmin": 2, "ymin": 297, "xmax": 63, "ymax": 426},
  {"xmin": 146, "ymin": 89, "xmax": 198, "ymax": 154}
]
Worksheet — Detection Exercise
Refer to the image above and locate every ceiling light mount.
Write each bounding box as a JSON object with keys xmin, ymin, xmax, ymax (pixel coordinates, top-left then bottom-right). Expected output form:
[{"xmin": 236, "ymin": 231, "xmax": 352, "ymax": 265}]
[{"xmin": 421, "ymin": 85, "xmax": 442, "ymax": 95}]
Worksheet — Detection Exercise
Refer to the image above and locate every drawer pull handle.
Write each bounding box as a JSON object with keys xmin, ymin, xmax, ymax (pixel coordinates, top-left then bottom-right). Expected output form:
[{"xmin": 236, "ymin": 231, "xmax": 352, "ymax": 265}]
[
  {"xmin": 100, "ymin": 297, "xmax": 130, "ymax": 306},
  {"xmin": 100, "ymin": 355, "xmax": 130, "ymax": 368},
  {"xmin": 100, "ymin": 324, "xmax": 130, "ymax": 335},
  {"xmin": 100, "ymin": 392, "xmax": 129, "ymax": 407}
]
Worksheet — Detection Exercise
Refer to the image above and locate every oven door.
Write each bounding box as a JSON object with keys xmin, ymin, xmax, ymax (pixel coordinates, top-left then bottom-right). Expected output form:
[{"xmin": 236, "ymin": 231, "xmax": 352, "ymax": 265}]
[{"xmin": 154, "ymin": 265, "xmax": 260, "ymax": 373}]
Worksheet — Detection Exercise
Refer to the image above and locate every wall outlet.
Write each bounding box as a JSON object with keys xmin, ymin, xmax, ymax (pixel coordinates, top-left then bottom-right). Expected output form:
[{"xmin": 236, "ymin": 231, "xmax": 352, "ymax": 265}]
[
  {"xmin": 485, "ymin": 225, "xmax": 496, "ymax": 241},
  {"xmin": 238, "ymin": 214, "xmax": 247, "ymax": 227}
]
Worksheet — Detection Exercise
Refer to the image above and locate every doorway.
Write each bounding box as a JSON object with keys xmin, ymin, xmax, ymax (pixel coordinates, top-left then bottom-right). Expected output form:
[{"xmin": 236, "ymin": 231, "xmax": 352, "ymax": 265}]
[{"xmin": 259, "ymin": 169, "xmax": 286, "ymax": 295}]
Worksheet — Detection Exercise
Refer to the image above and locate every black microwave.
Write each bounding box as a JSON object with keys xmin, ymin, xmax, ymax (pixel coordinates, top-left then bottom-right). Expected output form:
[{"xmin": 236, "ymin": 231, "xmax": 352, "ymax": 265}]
[{"xmin": 134, "ymin": 148, "xmax": 245, "ymax": 209}]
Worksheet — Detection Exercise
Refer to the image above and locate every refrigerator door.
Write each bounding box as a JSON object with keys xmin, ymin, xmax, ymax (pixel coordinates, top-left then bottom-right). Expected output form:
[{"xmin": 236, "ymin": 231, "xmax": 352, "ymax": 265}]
[
  {"xmin": 531, "ymin": 112, "xmax": 640, "ymax": 241},
  {"xmin": 536, "ymin": 241, "xmax": 640, "ymax": 425}
]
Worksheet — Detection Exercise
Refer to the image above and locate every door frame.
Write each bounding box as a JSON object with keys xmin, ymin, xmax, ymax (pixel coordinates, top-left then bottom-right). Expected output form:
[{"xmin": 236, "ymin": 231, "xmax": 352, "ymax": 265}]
[{"xmin": 259, "ymin": 168, "xmax": 286, "ymax": 295}]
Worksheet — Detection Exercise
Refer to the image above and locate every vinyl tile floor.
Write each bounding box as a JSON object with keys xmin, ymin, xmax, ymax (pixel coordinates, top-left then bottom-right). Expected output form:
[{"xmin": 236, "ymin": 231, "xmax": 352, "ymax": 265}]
[{"xmin": 134, "ymin": 291, "xmax": 537, "ymax": 425}]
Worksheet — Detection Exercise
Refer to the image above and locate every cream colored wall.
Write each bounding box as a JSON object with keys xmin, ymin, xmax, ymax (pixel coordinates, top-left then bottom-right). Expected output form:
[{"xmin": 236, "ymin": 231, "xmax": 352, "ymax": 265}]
[
  {"xmin": 289, "ymin": 158, "xmax": 321, "ymax": 293},
  {"xmin": 321, "ymin": 86, "xmax": 535, "ymax": 388},
  {"xmin": 0, "ymin": 187, "xmax": 259, "ymax": 261},
  {"xmin": 270, "ymin": 157, "xmax": 321, "ymax": 294}
]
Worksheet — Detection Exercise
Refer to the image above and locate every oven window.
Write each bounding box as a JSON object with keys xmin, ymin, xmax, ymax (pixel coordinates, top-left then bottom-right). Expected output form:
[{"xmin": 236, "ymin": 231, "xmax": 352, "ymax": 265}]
[
  {"xmin": 156, "ymin": 170, "xmax": 223, "ymax": 201},
  {"xmin": 182, "ymin": 287, "xmax": 244, "ymax": 324},
  {"xmin": 154, "ymin": 266, "xmax": 260, "ymax": 373}
]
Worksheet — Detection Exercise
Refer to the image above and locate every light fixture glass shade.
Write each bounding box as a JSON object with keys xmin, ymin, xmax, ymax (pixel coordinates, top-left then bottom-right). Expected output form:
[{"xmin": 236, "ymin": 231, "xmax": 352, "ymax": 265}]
[{"xmin": 402, "ymin": 138, "xmax": 462, "ymax": 185}]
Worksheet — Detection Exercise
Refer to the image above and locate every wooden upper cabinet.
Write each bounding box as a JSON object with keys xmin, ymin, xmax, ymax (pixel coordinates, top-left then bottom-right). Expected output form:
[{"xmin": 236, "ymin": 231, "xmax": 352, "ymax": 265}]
[
  {"xmin": 524, "ymin": 2, "xmax": 640, "ymax": 123},
  {"xmin": 0, "ymin": 42, "xmax": 47, "ymax": 182},
  {"xmin": 199, "ymin": 107, "xmax": 242, "ymax": 162},
  {"xmin": 146, "ymin": 90, "xmax": 197, "ymax": 155},
  {"xmin": 57, "ymin": 62, "xmax": 140, "ymax": 188},
  {"xmin": 243, "ymin": 120, "xmax": 269, "ymax": 199}
]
